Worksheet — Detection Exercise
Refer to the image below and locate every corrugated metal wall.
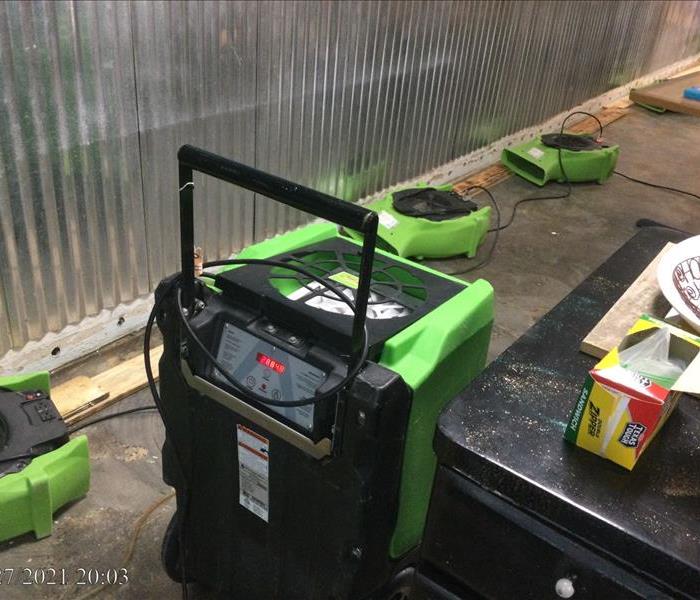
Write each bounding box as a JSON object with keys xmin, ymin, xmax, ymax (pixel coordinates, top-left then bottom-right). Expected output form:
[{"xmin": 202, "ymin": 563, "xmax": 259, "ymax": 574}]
[
  {"xmin": 131, "ymin": 0, "xmax": 258, "ymax": 282},
  {"xmin": 1, "ymin": 0, "xmax": 699, "ymax": 357},
  {"xmin": 0, "ymin": 1, "xmax": 148, "ymax": 354}
]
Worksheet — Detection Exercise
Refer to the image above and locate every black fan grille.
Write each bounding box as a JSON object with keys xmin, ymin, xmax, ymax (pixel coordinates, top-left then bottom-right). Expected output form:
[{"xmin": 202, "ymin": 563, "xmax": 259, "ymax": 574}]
[{"xmin": 541, "ymin": 133, "xmax": 602, "ymax": 151}]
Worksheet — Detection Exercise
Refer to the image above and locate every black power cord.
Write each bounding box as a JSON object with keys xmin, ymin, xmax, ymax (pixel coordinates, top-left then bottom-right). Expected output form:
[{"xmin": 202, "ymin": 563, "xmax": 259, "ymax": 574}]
[
  {"xmin": 144, "ymin": 275, "xmax": 191, "ymax": 600},
  {"xmin": 614, "ymin": 170, "xmax": 700, "ymax": 201},
  {"xmin": 67, "ymin": 405, "xmax": 159, "ymax": 434}
]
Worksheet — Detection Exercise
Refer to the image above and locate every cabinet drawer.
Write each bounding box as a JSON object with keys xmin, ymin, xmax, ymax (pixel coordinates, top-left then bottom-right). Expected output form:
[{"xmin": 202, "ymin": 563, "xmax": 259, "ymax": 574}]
[{"xmin": 420, "ymin": 468, "xmax": 670, "ymax": 600}]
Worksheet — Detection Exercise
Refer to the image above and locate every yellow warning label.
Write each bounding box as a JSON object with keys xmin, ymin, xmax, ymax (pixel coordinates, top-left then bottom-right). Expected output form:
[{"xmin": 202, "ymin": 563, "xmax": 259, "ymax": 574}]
[{"xmin": 329, "ymin": 271, "xmax": 359, "ymax": 289}]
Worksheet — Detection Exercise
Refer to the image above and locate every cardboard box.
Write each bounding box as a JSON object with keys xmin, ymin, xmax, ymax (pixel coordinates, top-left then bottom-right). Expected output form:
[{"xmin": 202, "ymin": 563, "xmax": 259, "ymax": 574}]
[{"xmin": 565, "ymin": 315, "xmax": 700, "ymax": 469}]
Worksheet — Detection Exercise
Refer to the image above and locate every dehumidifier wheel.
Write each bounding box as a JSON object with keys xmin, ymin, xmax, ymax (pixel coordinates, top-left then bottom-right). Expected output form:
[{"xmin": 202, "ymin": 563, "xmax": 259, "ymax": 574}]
[{"xmin": 161, "ymin": 512, "xmax": 187, "ymax": 583}]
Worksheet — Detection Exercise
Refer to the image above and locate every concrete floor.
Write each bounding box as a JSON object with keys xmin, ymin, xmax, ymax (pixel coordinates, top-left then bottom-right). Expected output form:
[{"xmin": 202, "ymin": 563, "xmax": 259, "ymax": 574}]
[{"xmin": 1, "ymin": 106, "xmax": 699, "ymax": 599}]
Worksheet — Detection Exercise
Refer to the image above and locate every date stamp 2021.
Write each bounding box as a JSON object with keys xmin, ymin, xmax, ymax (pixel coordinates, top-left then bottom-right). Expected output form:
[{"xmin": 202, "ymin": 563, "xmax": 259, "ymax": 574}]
[{"xmin": 0, "ymin": 567, "xmax": 129, "ymax": 586}]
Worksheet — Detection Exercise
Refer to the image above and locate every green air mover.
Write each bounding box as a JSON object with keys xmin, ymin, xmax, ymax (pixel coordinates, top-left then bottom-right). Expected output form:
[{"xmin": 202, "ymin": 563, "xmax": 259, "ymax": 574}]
[
  {"xmin": 501, "ymin": 133, "xmax": 619, "ymax": 186},
  {"xmin": 152, "ymin": 146, "xmax": 493, "ymax": 598},
  {"xmin": 0, "ymin": 372, "xmax": 90, "ymax": 541},
  {"xmin": 342, "ymin": 183, "xmax": 491, "ymax": 259}
]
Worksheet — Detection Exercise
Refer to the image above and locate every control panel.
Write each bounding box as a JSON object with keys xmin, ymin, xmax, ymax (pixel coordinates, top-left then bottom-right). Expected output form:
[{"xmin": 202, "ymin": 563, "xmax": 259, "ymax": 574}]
[
  {"xmin": 0, "ymin": 389, "xmax": 67, "ymax": 477},
  {"xmin": 214, "ymin": 322, "xmax": 327, "ymax": 432}
]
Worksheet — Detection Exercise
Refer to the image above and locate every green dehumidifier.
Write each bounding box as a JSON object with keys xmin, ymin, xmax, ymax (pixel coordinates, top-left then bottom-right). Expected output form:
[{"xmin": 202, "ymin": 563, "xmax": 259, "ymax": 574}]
[{"xmin": 152, "ymin": 146, "xmax": 493, "ymax": 599}]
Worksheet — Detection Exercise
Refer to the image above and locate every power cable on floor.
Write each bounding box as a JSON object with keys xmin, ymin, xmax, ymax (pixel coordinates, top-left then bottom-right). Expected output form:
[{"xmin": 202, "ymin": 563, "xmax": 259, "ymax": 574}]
[
  {"xmin": 67, "ymin": 405, "xmax": 159, "ymax": 434},
  {"xmin": 68, "ymin": 492, "xmax": 177, "ymax": 600},
  {"xmin": 614, "ymin": 170, "xmax": 700, "ymax": 201}
]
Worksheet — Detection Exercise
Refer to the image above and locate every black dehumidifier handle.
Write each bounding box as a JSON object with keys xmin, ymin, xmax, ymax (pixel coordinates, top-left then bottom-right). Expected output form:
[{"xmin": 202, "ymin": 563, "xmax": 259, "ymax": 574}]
[{"xmin": 177, "ymin": 144, "xmax": 378, "ymax": 355}]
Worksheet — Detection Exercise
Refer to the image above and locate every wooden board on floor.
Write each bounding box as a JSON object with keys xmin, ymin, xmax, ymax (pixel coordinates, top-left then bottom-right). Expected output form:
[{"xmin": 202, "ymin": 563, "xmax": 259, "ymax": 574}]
[
  {"xmin": 91, "ymin": 345, "xmax": 162, "ymax": 403},
  {"xmin": 630, "ymin": 72, "xmax": 700, "ymax": 117},
  {"xmin": 580, "ymin": 243, "xmax": 674, "ymax": 359},
  {"xmin": 568, "ymin": 100, "xmax": 633, "ymax": 133},
  {"xmin": 53, "ymin": 376, "xmax": 108, "ymax": 416},
  {"xmin": 56, "ymin": 346, "xmax": 162, "ymax": 425},
  {"xmin": 453, "ymin": 163, "xmax": 512, "ymax": 195}
]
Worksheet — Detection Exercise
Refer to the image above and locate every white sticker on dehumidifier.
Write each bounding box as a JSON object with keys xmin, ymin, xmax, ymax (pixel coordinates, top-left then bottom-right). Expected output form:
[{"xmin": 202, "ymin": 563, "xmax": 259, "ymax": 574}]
[
  {"xmin": 236, "ymin": 424, "xmax": 270, "ymax": 522},
  {"xmin": 378, "ymin": 210, "xmax": 399, "ymax": 229},
  {"xmin": 527, "ymin": 147, "xmax": 545, "ymax": 160}
]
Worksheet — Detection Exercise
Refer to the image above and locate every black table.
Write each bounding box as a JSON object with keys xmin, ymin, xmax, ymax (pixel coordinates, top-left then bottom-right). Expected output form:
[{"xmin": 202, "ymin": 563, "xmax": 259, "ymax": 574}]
[{"xmin": 417, "ymin": 228, "xmax": 699, "ymax": 600}]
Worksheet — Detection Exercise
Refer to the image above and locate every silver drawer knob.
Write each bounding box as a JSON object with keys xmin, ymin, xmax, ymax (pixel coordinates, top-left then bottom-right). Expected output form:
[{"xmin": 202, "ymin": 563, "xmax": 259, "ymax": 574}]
[{"xmin": 555, "ymin": 577, "xmax": 575, "ymax": 598}]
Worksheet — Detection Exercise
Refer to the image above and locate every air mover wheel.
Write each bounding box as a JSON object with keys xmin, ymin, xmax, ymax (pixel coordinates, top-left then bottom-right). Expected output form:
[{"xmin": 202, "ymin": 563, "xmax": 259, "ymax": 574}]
[{"xmin": 161, "ymin": 512, "xmax": 189, "ymax": 583}]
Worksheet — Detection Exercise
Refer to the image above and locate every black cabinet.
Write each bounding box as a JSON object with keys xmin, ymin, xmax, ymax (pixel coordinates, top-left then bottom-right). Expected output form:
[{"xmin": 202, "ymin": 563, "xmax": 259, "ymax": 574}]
[{"xmin": 416, "ymin": 229, "xmax": 699, "ymax": 600}]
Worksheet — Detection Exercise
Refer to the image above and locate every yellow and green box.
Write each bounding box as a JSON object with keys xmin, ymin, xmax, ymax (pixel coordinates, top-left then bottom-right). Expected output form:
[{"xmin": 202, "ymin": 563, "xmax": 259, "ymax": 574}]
[{"xmin": 565, "ymin": 315, "xmax": 700, "ymax": 470}]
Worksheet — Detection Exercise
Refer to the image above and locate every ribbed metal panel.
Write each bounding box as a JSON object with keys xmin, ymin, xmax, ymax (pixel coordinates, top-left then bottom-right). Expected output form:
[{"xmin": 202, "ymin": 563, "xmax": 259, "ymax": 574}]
[
  {"xmin": 254, "ymin": 0, "xmax": 482, "ymax": 238},
  {"xmin": 253, "ymin": 0, "xmax": 700, "ymax": 238},
  {"xmin": 131, "ymin": 0, "xmax": 257, "ymax": 282},
  {"xmin": 0, "ymin": 0, "xmax": 148, "ymax": 355},
  {"xmin": 1, "ymin": 0, "xmax": 699, "ymax": 356}
]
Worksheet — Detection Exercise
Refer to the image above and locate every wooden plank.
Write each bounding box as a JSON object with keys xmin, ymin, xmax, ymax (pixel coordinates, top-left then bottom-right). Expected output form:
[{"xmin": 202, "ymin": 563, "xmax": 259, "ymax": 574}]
[
  {"xmin": 91, "ymin": 345, "xmax": 161, "ymax": 399},
  {"xmin": 62, "ymin": 346, "xmax": 162, "ymax": 425},
  {"xmin": 630, "ymin": 72, "xmax": 700, "ymax": 117},
  {"xmin": 453, "ymin": 163, "xmax": 511, "ymax": 195},
  {"xmin": 580, "ymin": 243, "xmax": 674, "ymax": 359},
  {"xmin": 568, "ymin": 100, "xmax": 633, "ymax": 134},
  {"xmin": 52, "ymin": 376, "xmax": 108, "ymax": 417},
  {"xmin": 453, "ymin": 99, "xmax": 632, "ymax": 195}
]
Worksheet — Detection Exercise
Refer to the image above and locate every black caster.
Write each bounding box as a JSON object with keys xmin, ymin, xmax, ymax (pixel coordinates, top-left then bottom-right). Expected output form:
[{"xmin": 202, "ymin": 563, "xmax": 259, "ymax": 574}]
[{"xmin": 376, "ymin": 567, "xmax": 415, "ymax": 600}]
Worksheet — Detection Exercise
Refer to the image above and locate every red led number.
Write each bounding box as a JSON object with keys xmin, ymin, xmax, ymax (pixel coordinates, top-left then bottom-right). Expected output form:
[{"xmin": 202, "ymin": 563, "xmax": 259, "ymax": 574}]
[{"xmin": 256, "ymin": 352, "xmax": 286, "ymax": 374}]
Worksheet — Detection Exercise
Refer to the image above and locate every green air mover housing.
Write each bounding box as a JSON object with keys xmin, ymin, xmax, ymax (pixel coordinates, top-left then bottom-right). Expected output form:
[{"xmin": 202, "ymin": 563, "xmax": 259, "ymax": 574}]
[
  {"xmin": 0, "ymin": 437, "xmax": 90, "ymax": 541},
  {"xmin": 0, "ymin": 372, "xmax": 90, "ymax": 542},
  {"xmin": 343, "ymin": 183, "xmax": 491, "ymax": 259},
  {"xmin": 501, "ymin": 134, "xmax": 619, "ymax": 186}
]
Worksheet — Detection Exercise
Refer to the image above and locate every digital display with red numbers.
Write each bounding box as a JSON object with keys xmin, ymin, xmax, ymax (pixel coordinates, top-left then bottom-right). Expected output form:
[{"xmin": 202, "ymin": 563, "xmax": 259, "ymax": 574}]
[{"xmin": 256, "ymin": 352, "xmax": 286, "ymax": 374}]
